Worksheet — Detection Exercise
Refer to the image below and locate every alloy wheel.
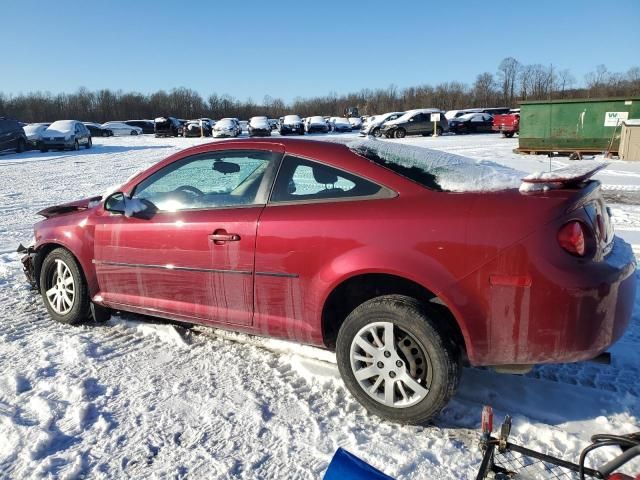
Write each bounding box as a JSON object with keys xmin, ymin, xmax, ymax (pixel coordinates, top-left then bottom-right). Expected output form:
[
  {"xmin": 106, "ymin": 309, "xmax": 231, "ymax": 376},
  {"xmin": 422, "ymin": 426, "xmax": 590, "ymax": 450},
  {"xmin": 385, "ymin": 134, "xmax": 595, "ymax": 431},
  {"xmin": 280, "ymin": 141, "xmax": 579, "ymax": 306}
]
[
  {"xmin": 45, "ymin": 259, "xmax": 75, "ymax": 315},
  {"xmin": 349, "ymin": 321, "xmax": 431, "ymax": 408}
]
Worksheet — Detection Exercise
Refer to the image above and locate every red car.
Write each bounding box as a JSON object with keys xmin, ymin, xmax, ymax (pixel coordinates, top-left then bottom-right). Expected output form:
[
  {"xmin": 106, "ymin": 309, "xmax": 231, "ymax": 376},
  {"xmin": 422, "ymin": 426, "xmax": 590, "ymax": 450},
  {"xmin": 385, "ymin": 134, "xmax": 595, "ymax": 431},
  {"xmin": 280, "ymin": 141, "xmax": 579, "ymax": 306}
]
[{"xmin": 19, "ymin": 138, "xmax": 636, "ymax": 424}]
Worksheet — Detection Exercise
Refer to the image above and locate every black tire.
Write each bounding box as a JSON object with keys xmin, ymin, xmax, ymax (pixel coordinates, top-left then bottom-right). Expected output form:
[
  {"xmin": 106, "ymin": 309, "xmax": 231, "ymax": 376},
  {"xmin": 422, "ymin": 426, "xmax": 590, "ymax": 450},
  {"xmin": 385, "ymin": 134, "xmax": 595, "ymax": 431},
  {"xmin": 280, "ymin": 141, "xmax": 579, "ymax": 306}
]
[
  {"xmin": 131, "ymin": 130, "xmax": 138, "ymax": 136},
  {"xmin": 73, "ymin": 140, "xmax": 79, "ymax": 151},
  {"xmin": 394, "ymin": 128, "xmax": 406, "ymax": 139},
  {"xmin": 39, "ymin": 248, "xmax": 91, "ymax": 325},
  {"xmin": 86, "ymin": 138, "xmax": 92, "ymax": 149},
  {"xmin": 16, "ymin": 138, "xmax": 26, "ymax": 153},
  {"xmin": 504, "ymin": 132, "xmax": 515, "ymax": 138},
  {"xmin": 372, "ymin": 127, "xmax": 382, "ymax": 137},
  {"xmin": 436, "ymin": 127, "xmax": 443, "ymax": 136},
  {"xmin": 336, "ymin": 295, "xmax": 461, "ymax": 425}
]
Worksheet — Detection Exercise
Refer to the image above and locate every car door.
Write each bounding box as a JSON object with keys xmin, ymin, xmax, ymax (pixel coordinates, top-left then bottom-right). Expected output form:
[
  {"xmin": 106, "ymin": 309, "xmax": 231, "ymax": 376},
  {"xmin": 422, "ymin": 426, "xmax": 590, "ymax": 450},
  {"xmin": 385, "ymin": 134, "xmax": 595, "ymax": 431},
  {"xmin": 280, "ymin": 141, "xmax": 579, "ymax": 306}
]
[
  {"xmin": 253, "ymin": 154, "xmax": 392, "ymax": 343},
  {"xmin": 94, "ymin": 147, "xmax": 283, "ymax": 326},
  {"xmin": 0, "ymin": 120, "xmax": 8, "ymax": 151}
]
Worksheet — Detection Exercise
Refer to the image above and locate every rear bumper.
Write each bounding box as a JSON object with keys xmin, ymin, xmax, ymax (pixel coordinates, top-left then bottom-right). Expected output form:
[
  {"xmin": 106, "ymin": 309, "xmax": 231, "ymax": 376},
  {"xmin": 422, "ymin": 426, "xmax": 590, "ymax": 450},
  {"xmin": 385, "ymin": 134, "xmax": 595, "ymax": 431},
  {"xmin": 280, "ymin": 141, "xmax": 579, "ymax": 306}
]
[{"xmin": 455, "ymin": 236, "xmax": 637, "ymax": 366}]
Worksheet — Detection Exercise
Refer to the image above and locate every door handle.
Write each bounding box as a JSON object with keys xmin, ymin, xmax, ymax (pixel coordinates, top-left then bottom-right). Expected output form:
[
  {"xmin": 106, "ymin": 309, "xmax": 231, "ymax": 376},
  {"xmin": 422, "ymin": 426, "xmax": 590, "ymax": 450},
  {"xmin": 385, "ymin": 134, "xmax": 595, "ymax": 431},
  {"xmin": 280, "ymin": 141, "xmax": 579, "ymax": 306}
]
[{"xmin": 209, "ymin": 229, "xmax": 241, "ymax": 245}]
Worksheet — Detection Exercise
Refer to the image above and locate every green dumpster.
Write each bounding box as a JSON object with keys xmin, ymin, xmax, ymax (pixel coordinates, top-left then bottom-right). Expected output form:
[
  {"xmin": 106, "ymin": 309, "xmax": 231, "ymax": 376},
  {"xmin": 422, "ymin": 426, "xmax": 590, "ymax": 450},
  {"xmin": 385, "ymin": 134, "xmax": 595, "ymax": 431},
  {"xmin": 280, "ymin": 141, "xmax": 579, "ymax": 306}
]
[{"xmin": 517, "ymin": 97, "xmax": 640, "ymax": 156}]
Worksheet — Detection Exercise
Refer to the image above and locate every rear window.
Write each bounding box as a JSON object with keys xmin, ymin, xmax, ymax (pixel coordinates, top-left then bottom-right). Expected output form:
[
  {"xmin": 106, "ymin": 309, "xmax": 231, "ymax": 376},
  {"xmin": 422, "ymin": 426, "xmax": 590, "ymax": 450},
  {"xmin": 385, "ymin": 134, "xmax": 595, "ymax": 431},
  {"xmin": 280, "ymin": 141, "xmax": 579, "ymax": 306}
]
[{"xmin": 346, "ymin": 139, "xmax": 522, "ymax": 193}]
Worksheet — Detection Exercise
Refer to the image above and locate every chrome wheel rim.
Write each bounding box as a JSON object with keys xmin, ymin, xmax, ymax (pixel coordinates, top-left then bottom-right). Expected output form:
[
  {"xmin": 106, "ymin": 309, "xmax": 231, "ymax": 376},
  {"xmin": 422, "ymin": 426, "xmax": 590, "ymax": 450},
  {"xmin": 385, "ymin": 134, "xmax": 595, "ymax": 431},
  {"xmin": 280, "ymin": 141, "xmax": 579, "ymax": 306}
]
[
  {"xmin": 45, "ymin": 259, "xmax": 75, "ymax": 315},
  {"xmin": 350, "ymin": 321, "xmax": 431, "ymax": 408}
]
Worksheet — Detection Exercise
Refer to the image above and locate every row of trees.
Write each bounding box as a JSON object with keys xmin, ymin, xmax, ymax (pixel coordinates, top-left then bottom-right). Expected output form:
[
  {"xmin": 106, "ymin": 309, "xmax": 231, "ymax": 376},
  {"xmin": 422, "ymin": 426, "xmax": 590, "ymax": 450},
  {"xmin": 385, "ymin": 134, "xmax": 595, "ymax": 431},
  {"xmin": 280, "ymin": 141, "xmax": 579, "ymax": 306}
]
[{"xmin": 2, "ymin": 59, "xmax": 639, "ymax": 123}]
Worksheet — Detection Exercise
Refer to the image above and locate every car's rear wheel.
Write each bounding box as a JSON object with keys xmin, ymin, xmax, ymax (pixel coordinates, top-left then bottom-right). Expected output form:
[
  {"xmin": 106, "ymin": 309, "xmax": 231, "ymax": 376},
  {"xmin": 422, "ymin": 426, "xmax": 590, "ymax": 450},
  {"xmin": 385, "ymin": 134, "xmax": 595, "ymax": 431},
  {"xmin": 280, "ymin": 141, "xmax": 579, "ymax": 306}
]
[
  {"xmin": 86, "ymin": 138, "xmax": 92, "ymax": 149},
  {"xmin": 336, "ymin": 295, "xmax": 460, "ymax": 424},
  {"xmin": 436, "ymin": 126, "xmax": 443, "ymax": 136},
  {"xmin": 131, "ymin": 130, "xmax": 138, "ymax": 136},
  {"xmin": 40, "ymin": 248, "xmax": 90, "ymax": 325},
  {"xmin": 394, "ymin": 128, "xmax": 406, "ymax": 139},
  {"xmin": 372, "ymin": 127, "xmax": 382, "ymax": 137},
  {"xmin": 504, "ymin": 132, "xmax": 515, "ymax": 138}
]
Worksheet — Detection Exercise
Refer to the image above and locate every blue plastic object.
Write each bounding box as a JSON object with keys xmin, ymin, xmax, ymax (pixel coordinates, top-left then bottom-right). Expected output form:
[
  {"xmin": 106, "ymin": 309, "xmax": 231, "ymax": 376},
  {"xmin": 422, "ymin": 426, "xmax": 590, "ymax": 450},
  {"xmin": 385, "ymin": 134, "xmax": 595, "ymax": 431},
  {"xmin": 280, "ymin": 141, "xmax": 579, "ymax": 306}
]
[{"xmin": 323, "ymin": 448, "xmax": 395, "ymax": 480}]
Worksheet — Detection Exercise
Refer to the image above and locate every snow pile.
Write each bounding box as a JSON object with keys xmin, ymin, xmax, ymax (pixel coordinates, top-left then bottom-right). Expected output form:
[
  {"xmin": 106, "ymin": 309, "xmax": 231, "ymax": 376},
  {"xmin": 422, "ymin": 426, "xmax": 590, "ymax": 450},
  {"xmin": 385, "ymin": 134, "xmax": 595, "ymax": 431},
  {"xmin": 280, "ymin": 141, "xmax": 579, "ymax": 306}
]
[{"xmin": 346, "ymin": 138, "xmax": 524, "ymax": 192}]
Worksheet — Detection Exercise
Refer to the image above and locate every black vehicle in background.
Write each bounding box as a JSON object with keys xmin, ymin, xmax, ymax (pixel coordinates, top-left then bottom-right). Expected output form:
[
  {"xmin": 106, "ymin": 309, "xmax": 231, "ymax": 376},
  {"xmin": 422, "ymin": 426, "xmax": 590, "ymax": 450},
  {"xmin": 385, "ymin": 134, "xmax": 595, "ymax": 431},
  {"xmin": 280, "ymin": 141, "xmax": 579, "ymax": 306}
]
[
  {"xmin": 380, "ymin": 109, "xmax": 448, "ymax": 138},
  {"xmin": 279, "ymin": 115, "xmax": 305, "ymax": 135},
  {"xmin": 448, "ymin": 112, "xmax": 495, "ymax": 134},
  {"xmin": 154, "ymin": 117, "xmax": 182, "ymax": 137},
  {"xmin": 125, "ymin": 120, "xmax": 155, "ymax": 134},
  {"xmin": 183, "ymin": 120, "xmax": 213, "ymax": 137},
  {"xmin": 0, "ymin": 117, "xmax": 28, "ymax": 153},
  {"xmin": 83, "ymin": 122, "xmax": 114, "ymax": 137}
]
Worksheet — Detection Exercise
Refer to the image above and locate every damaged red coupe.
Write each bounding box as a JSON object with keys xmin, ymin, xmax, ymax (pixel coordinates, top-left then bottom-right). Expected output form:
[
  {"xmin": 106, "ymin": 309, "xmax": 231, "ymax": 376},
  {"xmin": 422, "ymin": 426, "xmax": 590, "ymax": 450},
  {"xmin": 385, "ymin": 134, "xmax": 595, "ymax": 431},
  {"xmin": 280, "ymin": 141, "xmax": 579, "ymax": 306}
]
[{"xmin": 19, "ymin": 138, "xmax": 636, "ymax": 424}]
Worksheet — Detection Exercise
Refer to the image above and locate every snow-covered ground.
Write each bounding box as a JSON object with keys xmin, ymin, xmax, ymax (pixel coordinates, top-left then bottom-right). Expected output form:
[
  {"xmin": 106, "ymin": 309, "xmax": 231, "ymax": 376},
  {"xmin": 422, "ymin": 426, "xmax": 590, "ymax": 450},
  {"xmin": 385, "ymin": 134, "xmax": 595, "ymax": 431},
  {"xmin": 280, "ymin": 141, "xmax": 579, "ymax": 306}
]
[{"xmin": 0, "ymin": 133, "xmax": 638, "ymax": 479}]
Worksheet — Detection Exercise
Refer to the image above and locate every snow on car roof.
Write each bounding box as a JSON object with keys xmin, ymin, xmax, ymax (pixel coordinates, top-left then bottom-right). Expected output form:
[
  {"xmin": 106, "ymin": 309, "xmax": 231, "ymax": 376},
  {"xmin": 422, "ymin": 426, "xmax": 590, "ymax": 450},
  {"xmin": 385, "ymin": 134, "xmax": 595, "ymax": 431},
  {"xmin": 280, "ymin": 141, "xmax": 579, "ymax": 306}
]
[
  {"xmin": 342, "ymin": 138, "xmax": 523, "ymax": 192},
  {"xmin": 47, "ymin": 120, "xmax": 76, "ymax": 132},
  {"xmin": 283, "ymin": 115, "xmax": 301, "ymax": 122}
]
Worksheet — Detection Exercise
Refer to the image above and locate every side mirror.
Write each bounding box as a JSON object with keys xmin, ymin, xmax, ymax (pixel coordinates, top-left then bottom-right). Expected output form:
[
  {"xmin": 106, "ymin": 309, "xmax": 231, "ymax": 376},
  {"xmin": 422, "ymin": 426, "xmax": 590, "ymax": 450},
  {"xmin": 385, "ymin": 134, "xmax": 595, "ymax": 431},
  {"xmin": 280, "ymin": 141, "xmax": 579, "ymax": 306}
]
[
  {"xmin": 104, "ymin": 192, "xmax": 157, "ymax": 219},
  {"xmin": 104, "ymin": 192, "xmax": 126, "ymax": 214}
]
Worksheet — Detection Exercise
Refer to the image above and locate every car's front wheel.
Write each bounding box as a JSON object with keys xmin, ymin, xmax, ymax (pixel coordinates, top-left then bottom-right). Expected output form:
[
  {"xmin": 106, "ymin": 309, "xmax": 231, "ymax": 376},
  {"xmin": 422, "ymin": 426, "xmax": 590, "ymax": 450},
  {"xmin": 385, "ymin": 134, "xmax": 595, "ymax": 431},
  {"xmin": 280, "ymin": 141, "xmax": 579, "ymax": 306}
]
[
  {"xmin": 86, "ymin": 138, "xmax": 92, "ymax": 149},
  {"xmin": 394, "ymin": 128, "xmax": 406, "ymax": 138},
  {"xmin": 40, "ymin": 248, "xmax": 90, "ymax": 325},
  {"xmin": 336, "ymin": 295, "xmax": 460, "ymax": 424}
]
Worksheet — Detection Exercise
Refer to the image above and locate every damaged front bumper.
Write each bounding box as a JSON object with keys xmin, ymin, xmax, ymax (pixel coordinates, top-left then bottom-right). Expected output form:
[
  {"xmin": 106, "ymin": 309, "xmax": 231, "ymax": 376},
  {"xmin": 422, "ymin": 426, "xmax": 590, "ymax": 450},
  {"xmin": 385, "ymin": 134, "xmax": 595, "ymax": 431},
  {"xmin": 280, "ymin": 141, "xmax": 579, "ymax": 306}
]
[{"xmin": 17, "ymin": 243, "xmax": 37, "ymax": 288}]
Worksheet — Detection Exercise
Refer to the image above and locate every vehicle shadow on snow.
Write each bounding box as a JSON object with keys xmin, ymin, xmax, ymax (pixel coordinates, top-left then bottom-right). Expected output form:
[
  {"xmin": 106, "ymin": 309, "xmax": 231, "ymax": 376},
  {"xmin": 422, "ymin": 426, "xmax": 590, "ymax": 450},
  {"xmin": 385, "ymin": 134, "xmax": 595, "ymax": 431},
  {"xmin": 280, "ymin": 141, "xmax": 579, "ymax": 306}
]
[
  {"xmin": 0, "ymin": 145, "xmax": 174, "ymax": 163},
  {"xmin": 444, "ymin": 363, "xmax": 639, "ymax": 428}
]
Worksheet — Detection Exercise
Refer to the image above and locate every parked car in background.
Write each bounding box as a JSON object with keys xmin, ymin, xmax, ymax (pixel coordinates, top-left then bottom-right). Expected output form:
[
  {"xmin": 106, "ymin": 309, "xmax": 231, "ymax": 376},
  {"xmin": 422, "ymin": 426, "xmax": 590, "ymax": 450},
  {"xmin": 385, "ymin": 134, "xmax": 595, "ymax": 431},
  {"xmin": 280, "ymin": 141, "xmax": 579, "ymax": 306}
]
[
  {"xmin": 102, "ymin": 122, "xmax": 143, "ymax": 136},
  {"xmin": 125, "ymin": 120, "xmax": 155, "ymax": 134},
  {"xmin": 380, "ymin": 109, "xmax": 448, "ymax": 138},
  {"xmin": 154, "ymin": 117, "xmax": 182, "ymax": 137},
  {"xmin": 305, "ymin": 116, "xmax": 330, "ymax": 133},
  {"xmin": 248, "ymin": 116, "xmax": 272, "ymax": 137},
  {"xmin": 212, "ymin": 118, "xmax": 241, "ymax": 138},
  {"xmin": 0, "ymin": 117, "xmax": 28, "ymax": 153},
  {"xmin": 330, "ymin": 117, "xmax": 353, "ymax": 133},
  {"xmin": 348, "ymin": 117, "xmax": 363, "ymax": 130},
  {"xmin": 448, "ymin": 112, "xmax": 495, "ymax": 134},
  {"xmin": 23, "ymin": 123, "xmax": 50, "ymax": 149},
  {"xmin": 268, "ymin": 119, "xmax": 279, "ymax": 130},
  {"xmin": 83, "ymin": 122, "xmax": 114, "ymax": 138},
  {"xmin": 40, "ymin": 120, "xmax": 91, "ymax": 152},
  {"xmin": 278, "ymin": 115, "xmax": 305, "ymax": 135},
  {"xmin": 444, "ymin": 108, "xmax": 482, "ymax": 120},
  {"xmin": 492, "ymin": 109, "xmax": 520, "ymax": 138},
  {"xmin": 360, "ymin": 111, "xmax": 405, "ymax": 137},
  {"xmin": 20, "ymin": 138, "xmax": 636, "ymax": 426},
  {"xmin": 183, "ymin": 119, "xmax": 213, "ymax": 137}
]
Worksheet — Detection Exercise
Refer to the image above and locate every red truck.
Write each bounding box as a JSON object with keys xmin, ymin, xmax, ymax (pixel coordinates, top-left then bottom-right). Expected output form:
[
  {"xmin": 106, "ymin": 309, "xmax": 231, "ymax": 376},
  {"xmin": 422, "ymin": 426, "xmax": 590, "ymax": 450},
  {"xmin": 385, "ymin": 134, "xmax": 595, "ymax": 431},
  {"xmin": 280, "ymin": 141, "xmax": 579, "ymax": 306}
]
[{"xmin": 492, "ymin": 109, "xmax": 520, "ymax": 137}]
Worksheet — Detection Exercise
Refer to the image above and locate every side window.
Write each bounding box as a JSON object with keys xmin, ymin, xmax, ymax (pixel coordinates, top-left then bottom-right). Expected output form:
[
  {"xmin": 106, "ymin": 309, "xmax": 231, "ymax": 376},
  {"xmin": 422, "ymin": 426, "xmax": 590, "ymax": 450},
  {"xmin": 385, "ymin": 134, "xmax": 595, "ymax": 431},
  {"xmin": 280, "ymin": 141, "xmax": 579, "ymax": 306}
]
[
  {"xmin": 132, "ymin": 150, "xmax": 278, "ymax": 211},
  {"xmin": 471, "ymin": 115, "xmax": 483, "ymax": 123},
  {"xmin": 270, "ymin": 156, "xmax": 383, "ymax": 203}
]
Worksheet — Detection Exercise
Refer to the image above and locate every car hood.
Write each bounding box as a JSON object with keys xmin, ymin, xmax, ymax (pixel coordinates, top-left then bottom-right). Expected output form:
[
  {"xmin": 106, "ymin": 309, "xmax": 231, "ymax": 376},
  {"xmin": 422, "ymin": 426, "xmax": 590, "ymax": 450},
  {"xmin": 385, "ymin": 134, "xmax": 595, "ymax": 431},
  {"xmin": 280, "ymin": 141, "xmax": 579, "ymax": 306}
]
[{"xmin": 37, "ymin": 196, "xmax": 102, "ymax": 218}]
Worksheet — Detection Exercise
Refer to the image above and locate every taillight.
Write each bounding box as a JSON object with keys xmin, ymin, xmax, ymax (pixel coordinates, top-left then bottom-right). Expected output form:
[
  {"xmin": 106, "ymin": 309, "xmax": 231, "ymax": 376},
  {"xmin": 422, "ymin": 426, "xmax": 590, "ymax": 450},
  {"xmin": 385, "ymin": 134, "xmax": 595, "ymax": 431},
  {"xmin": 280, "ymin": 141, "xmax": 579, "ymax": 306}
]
[{"xmin": 557, "ymin": 221, "xmax": 587, "ymax": 256}]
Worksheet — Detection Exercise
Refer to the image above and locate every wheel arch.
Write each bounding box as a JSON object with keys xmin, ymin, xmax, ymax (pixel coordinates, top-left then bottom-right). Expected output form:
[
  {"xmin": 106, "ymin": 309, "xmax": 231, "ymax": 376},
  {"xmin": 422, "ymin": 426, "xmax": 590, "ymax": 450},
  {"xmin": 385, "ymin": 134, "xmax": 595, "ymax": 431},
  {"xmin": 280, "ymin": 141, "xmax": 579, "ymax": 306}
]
[
  {"xmin": 33, "ymin": 241, "xmax": 93, "ymax": 294},
  {"xmin": 320, "ymin": 272, "xmax": 468, "ymax": 359}
]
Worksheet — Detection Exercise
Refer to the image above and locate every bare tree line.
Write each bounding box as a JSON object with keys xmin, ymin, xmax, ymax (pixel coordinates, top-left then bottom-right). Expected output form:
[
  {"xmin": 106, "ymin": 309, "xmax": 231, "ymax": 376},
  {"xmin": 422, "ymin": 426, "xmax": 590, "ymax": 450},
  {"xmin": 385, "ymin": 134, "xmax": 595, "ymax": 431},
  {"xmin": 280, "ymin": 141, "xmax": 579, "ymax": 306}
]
[{"xmin": 1, "ymin": 58, "xmax": 639, "ymax": 123}]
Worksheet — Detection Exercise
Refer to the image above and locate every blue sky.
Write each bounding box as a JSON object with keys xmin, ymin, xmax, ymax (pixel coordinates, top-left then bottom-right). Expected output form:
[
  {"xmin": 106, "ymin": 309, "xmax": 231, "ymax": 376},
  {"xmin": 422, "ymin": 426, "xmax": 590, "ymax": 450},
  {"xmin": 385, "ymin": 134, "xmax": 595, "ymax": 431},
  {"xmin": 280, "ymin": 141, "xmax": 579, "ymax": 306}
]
[{"xmin": 3, "ymin": 0, "xmax": 639, "ymax": 103}]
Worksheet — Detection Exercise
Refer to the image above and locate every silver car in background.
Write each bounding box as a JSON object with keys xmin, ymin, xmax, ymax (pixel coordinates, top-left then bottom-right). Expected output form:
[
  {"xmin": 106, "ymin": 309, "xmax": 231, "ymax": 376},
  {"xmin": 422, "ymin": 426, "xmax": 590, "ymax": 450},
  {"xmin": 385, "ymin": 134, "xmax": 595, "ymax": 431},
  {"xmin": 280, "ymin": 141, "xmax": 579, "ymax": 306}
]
[{"xmin": 360, "ymin": 111, "xmax": 405, "ymax": 137}]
